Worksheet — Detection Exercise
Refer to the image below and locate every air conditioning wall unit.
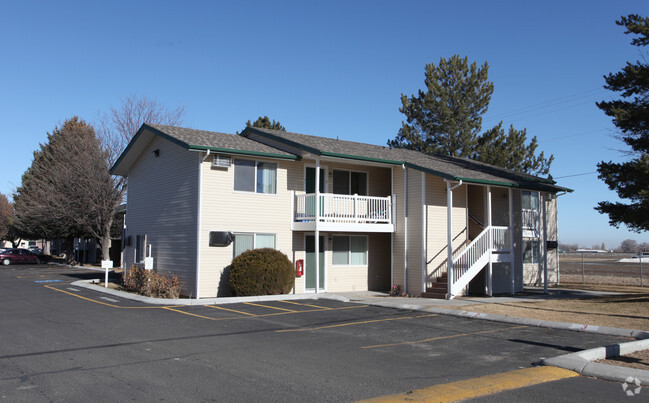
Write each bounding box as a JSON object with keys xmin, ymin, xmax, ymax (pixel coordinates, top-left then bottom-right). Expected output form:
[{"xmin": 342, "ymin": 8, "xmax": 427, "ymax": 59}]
[{"xmin": 212, "ymin": 154, "xmax": 232, "ymax": 168}]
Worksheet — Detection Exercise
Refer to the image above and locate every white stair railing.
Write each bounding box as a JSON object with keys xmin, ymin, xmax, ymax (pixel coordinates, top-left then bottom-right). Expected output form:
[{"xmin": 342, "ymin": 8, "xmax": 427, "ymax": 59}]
[{"xmin": 449, "ymin": 226, "xmax": 510, "ymax": 297}]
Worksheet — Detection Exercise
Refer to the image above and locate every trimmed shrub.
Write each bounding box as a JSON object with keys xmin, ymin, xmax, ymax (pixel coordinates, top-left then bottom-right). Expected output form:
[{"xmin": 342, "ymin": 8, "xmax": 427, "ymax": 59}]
[
  {"xmin": 123, "ymin": 265, "xmax": 181, "ymax": 299},
  {"xmin": 229, "ymin": 248, "xmax": 294, "ymax": 296}
]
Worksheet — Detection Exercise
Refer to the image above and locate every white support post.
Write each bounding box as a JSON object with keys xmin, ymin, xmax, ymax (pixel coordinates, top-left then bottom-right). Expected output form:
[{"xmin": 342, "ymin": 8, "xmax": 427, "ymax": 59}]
[
  {"xmin": 542, "ymin": 193, "xmax": 548, "ymax": 293},
  {"xmin": 315, "ymin": 159, "xmax": 320, "ymax": 293},
  {"xmin": 487, "ymin": 186, "xmax": 492, "ymax": 297},
  {"xmin": 446, "ymin": 181, "xmax": 453, "ymax": 299},
  {"xmin": 509, "ymin": 188, "xmax": 515, "ymax": 294}
]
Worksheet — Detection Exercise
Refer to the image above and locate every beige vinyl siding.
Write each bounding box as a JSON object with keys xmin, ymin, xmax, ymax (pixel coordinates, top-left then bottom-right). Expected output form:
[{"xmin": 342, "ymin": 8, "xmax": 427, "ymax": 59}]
[
  {"xmin": 545, "ymin": 194, "xmax": 559, "ymax": 284},
  {"xmin": 467, "ymin": 185, "xmax": 485, "ymax": 239},
  {"xmin": 198, "ymin": 157, "xmax": 297, "ymax": 297},
  {"xmin": 490, "ymin": 187, "xmax": 510, "ymax": 226},
  {"xmin": 124, "ymin": 135, "xmax": 199, "ymax": 297},
  {"xmin": 406, "ymin": 169, "xmax": 424, "ymax": 294},
  {"xmin": 512, "ymin": 190, "xmax": 524, "ymax": 291},
  {"xmin": 321, "ymin": 161, "xmax": 392, "ymax": 196},
  {"xmin": 492, "ymin": 262, "xmax": 513, "ymax": 294},
  {"xmin": 522, "ymin": 192, "xmax": 558, "ymax": 286},
  {"xmin": 326, "ymin": 233, "xmax": 389, "ymax": 292},
  {"xmin": 425, "ymin": 176, "xmax": 468, "ymax": 292},
  {"xmin": 392, "ymin": 166, "xmax": 405, "ymax": 289}
]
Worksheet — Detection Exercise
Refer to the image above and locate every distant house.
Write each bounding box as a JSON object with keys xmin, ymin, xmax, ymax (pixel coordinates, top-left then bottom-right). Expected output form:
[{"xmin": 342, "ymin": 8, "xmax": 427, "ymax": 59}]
[{"xmin": 111, "ymin": 124, "xmax": 570, "ymax": 299}]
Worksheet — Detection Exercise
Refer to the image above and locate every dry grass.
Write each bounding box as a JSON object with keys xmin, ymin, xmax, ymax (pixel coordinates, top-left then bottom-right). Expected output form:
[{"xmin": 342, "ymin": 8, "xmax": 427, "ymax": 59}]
[{"xmin": 442, "ymin": 284, "xmax": 649, "ymax": 331}]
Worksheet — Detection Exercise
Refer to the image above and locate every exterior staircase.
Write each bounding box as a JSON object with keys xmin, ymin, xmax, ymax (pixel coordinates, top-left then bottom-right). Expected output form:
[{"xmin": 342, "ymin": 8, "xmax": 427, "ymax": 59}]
[
  {"xmin": 421, "ymin": 272, "xmax": 448, "ymax": 299},
  {"xmin": 422, "ymin": 225, "xmax": 512, "ymax": 300}
]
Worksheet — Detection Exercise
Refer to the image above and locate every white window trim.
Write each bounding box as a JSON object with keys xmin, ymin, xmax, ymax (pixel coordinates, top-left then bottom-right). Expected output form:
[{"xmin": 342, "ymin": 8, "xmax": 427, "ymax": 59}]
[
  {"xmin": 331, "ymin": 234, "xmax": 368, "ymax": 266},
  {"xmin": 232, "ymin": 232, "xmax": 278, "ymax": 258},
  {"xmin": 233, "ymin": 158, "xmax": 278, "ymax": 195}
]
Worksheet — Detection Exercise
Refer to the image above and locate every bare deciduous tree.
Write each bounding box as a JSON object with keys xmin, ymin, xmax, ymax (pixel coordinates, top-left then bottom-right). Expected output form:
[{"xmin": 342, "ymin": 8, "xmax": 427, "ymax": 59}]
[{"xmin": 97, "ymin": 94, "xmax": 186, "ymax": 167}]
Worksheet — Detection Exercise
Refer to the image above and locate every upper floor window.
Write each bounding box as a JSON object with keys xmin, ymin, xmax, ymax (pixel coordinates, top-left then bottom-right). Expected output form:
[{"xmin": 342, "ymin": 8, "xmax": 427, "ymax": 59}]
[
  {"xmin": 234, "ymin": 159, "xmax": 277, "ymax": 194},
  {"xmin": 522, "ymin": 191, "xmax": 539, "ymax": 210},
  {"xmin": 333, "ymin": 169, "xmax": 367, "ymax": 195}
]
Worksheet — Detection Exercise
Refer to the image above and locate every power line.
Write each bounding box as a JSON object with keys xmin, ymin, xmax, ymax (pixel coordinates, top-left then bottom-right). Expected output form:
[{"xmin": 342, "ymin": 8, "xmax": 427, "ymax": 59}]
[
  {"xmin": 483, "ymin": 88, "xmax": 610, "ymax": 126},
  {"xmin": 554, "ymin": 171, "xmax": 597, "ymax": 179}
]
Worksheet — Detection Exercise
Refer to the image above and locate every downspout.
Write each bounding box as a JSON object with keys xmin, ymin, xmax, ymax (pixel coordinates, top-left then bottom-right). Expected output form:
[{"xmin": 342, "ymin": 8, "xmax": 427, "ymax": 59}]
[{"xmin": 445, "ymin": 179, "xmax": 462, "ymax": 299}]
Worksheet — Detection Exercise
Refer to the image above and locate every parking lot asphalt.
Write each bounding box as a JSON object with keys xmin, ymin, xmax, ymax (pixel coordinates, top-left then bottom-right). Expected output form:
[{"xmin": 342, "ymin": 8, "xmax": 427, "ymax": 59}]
[{"xmin": 0, "ymin": 264, "xmax": 642, "ymax": 401}]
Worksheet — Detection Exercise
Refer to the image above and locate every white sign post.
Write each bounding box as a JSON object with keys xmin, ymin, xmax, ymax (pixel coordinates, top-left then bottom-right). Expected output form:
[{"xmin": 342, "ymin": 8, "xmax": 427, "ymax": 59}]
[{"xmin": 101, "ymin": 260, "xmax": 113, "ymax": 288}]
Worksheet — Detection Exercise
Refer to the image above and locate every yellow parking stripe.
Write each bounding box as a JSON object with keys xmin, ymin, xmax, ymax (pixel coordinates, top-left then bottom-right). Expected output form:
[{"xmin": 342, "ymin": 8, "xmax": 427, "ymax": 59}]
[
  {"xmin": 362, "ymin": 325, "xmax": 528, "ymax": 349},
  {"xmin": 207, "ymin": 305, "xmax": 258, "ymax": 316},
  {"xmin": 358, "ymin": 366, "xmax": 578, "ymax": 402},
  {"xmin": 244, "ymin": 302, "xmax": 297, "ymax": 312},
  {"xmin": 44, "ymin": 285, "xmax": 181, "ymax": 309},
  {"xmin": 279, "ymin": 300, "xmax": 331, "ymax": 309},
  {"xmin": 163, "ymin": 307, "xmax": 242, "ymax": 321},
  {"xmin": 277, "ymin": 314, "xmax": 438, "ymax": 333}
]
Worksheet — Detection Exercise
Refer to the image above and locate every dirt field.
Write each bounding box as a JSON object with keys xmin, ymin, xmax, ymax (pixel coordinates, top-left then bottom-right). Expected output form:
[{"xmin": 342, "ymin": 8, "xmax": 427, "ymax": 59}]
[{"xmin": 559, "ymin": 253, "xmax": 649, "ymax": 287}]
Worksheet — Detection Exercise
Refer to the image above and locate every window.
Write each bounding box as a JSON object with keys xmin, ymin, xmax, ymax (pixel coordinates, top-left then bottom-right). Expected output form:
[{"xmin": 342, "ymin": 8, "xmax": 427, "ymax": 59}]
[
  {"xmin": 333, "ymin": 170, "xmax": 367, "ymax": 195},
  {"xmin": 332, "ymin": 235, "xmax": 367, "ymax": 265},
  {"xmin": 522, "ymin": 191, "xmax": 539, "ymax": 210},
  {"xmin": 523, "ymin": 240, "xmax": 539, "ymax": 264},
  {"xmin": 234, "ymin": 159, "xmax": 277, "ymax": 194},
  {"xmin": 233, "ymin": 233, "xmax": 277, "ymax": 258}
]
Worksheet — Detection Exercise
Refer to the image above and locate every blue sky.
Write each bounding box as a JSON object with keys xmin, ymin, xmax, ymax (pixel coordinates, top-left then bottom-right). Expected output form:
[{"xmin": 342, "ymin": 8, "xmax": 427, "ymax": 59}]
[{"xmin": 1, "ymin": 0, "xmax": 647, "ymax": 248}]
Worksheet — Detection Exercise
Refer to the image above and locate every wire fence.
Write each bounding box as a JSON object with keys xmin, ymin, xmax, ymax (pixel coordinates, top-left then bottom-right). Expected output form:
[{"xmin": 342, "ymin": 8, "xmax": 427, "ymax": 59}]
[{"xmin": 559, "ymin": 253, "xmax": 649, "ymax": 288}]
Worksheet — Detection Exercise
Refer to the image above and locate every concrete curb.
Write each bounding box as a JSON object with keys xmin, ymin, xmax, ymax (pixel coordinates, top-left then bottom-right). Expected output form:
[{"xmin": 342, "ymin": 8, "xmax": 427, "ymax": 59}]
[
  {"xmin": 542, "ymin": 339, "xmax": 649, "ymax": 384},
  {"xmin": 72, "ymin": 279, "xmax": 350, "ymax": 305},
  {"xmin": 352, "ymin": 299, "xmax": 649, "ymax": 340}
]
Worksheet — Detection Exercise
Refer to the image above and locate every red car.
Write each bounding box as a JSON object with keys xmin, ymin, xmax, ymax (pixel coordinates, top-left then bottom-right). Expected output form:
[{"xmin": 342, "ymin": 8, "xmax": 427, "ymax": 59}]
[{"xmin": 0, "ymin": 248, "xmax": 40, "ymax": 265}]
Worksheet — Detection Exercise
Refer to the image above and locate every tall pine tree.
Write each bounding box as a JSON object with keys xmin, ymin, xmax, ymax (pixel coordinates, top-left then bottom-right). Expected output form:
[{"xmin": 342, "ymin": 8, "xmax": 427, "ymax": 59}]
[
  {"xmin": 389, "ymin": 55, "xmax": 553, "ymax": 176},
  {"xmin": 596, "ymin": 14, "xmax": 649, "ymax": 232}
]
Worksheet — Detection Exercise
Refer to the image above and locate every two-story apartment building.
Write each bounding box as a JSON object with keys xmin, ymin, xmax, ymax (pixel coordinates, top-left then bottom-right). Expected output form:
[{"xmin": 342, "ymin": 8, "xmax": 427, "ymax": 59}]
[{"xmin": 111, "ymin": 124, "xmax": 570, "ymax": 299}]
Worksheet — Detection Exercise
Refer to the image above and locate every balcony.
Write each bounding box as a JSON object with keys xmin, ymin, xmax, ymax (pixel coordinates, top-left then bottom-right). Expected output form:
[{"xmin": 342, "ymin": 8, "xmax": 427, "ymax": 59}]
[{"xmin": 292, "ymin": 192, "xmax": 395, "ymax": 232}]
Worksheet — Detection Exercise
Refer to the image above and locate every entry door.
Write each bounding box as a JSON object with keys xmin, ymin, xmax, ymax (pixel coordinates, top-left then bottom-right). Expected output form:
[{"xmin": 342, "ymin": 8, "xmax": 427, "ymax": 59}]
[{"xmin": 305, "ymin": 235, "xmax": 325, "ymax": 290}]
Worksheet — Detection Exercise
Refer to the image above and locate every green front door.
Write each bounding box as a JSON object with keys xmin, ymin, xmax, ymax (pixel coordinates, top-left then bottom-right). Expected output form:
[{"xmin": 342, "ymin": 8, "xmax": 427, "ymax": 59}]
[{"xmin": 305, "ymin": 235, "xmax": 325, "ymax": 290}]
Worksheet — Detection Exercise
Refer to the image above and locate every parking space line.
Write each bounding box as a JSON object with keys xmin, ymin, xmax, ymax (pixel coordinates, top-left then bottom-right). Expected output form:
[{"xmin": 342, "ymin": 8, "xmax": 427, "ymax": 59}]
[
  {"xmin": 207, "ymin": 305, "xmax": 258, "ymax": 316},
  {"xmin": 277, "ymin": 314, "xmax": 438, "ymax": 333},
  {"xmin": 362, "ymin": 325, "xmax": 528, "ymax": 349},
  {"xmin": 162, "ymin": 307, "xmax": 243, "ymax": 321},
  {"xmin": 358, "ymin": 366, "xmax": 578, "ymax": 402},
  {"xmin": 244, "ymin": 302, "xmax": 297, "ymax": 312},
  {"xmin": 278, "ymin": 300, "xmax": 331, "ymax": 309},
  {"xmin": 44, "ymin": 285, "xmax": 180, "ymax": 309}
]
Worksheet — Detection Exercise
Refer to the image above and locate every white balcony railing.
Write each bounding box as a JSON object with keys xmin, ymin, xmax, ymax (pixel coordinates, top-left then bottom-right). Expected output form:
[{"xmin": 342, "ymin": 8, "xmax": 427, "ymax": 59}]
[{"xmin": 294, "ymin": 193, "xmax": 392, "ymax": 225}]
